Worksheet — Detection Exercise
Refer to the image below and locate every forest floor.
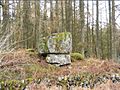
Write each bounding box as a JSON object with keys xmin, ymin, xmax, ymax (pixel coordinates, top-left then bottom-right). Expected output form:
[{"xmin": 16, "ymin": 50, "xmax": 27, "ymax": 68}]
[{"xmin": 0, "ymin": 49, "xmax": 120, "ymax": 90}]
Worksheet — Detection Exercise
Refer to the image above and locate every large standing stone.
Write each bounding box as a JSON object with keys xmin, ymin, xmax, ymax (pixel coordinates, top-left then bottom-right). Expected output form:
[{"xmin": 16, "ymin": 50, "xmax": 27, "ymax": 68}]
[
  {"xmin": 47, "ymin": 32, "xmax": 72, "ymax": 53},
  {"xmin": 46, "ymin": 54, "xmax": 71, "ymax": 66},
  {"xmin": 38, "ymin": 32, "xmax": 72, "ymax": 66},
  {"xmin": 38, "ymin": 32, "xmax": 72, "ymax": 54}
]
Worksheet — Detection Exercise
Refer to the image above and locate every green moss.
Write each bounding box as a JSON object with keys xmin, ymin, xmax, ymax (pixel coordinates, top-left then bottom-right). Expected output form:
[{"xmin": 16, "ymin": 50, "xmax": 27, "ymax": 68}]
[
  {"xmin": 71, "ymin": 53, "xmax": 84, "ymax": 61},
  {"xmin": 0, "ymin": 78, "xmax": 35, "ymax": 89},
  {"xmin": 26, "ymin": 48, "xmax": 35, "ymax": 52},
  {"xmin": 38, "ymin": 32, "xmax": 71, "ymax": 53},
  {"xmin": 53, "ymin": 32, "xmax": 71, "ymax": 51},
  {"xmin": 26, "ymin": 48, "xmax": 39, "ymax": 57},
  {"xmin": 54, "ymin": 32, "xmax": 70, "ymax": 42}
]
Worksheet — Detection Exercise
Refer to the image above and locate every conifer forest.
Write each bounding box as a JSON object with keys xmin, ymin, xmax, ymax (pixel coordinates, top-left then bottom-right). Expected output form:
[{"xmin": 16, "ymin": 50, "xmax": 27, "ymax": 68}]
[{"xmin": 0, "ymin": 0, "xmax": 120, "ymax": 90}]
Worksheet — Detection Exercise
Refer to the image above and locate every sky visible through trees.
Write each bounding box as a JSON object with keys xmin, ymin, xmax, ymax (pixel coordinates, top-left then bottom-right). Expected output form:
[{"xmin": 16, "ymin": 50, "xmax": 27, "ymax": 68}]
[
  {"xmin": 0, "ymin": 1, "xmax": 120, "ymax": 25},
  {"xmin": 0, "ymin": 1, "xmax": 120, "ymax": 28}
]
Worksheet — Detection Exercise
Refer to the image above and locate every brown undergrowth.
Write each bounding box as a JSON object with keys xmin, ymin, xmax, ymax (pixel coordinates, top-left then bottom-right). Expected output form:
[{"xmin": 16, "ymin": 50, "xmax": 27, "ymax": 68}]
[
  {"xmin": 0, "ymin": 49, "xmax": 120, "ymax": 90},
  {"xmin": 0, "ymin": 49, "xmax": 57, "ymax": 80},
  {"xmin": 0, "ymin": 50, "xmax": 120, "ymax": 80}
]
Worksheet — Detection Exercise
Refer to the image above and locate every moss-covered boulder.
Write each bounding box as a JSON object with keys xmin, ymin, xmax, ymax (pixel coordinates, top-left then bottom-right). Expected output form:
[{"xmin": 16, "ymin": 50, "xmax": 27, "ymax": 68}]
[
  {"xmin": 38, "ymin": 32, "xmax": 72, "ymax": 54},
  {"xmin": 71, "ymin": 53, "xmax": 84, "ymax": 61},
  {"xmin": 47, "ymin": 32, "xmax": 72, "ymax": 53}
]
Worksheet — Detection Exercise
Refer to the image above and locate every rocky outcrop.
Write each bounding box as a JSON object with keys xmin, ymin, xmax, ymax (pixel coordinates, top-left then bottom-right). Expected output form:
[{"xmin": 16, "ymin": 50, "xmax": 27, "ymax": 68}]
[{"xmin": 38, "ymin": 32, "xmax": 72, "ymax": 66}]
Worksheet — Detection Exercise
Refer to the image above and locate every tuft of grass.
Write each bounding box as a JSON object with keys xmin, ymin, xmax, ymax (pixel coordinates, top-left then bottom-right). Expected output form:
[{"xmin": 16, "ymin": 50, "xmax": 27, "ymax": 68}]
[
  {"xmin": 71, "ymin": 53, "xmax": 84, "ymax": 62},
  {"xmin": 26, "ymin": 48, "xmax": 39, "ymax": 57}
]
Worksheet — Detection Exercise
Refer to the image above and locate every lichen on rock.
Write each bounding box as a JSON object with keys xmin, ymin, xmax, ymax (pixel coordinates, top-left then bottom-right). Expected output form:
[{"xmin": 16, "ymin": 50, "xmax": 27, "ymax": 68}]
[
  {"xmin": 46, "ymin": 54, "xmax": 71, "ymax": 66},
  {"xmin": 47, "ymin": 32, "xmax": 72, "ymax": 53},
  {"xmin": 38, "ymin": 32, "xmax": 72, "ymax": 66},
  {"xmin": 38, "ymin": 32, "xmax": 72, "ymax": 54}
]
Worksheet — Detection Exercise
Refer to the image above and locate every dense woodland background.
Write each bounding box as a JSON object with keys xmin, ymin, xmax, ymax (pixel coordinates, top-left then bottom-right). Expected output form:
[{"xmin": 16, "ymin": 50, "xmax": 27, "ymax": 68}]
[{"xmin": 0, "ymin": 0, "xmax": 120, "ymax": 62}]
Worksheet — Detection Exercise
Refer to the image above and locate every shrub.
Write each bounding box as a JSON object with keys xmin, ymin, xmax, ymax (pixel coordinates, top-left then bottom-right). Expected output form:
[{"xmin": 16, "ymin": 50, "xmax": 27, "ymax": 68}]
[{"xmin": 70, "ymin": 53, "xmax": 84, "ymax": 62}]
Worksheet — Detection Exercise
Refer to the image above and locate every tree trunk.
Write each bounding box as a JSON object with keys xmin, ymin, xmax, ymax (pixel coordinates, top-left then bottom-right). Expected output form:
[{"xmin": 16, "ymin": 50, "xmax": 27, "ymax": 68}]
[
  {"xmin": 96, "ymin": 0, "xmax": 100, "ymax": 58},
  {"xmin": 112, "ymin": 0, "xmax": 117, "ymax": 61},
  {"xmin": 79, "ymin": 0, "xmax": 85, "ymax": 57},
  {"xmin": 108, "ymin": 0, "xmax": 112, "ymax": 59}
]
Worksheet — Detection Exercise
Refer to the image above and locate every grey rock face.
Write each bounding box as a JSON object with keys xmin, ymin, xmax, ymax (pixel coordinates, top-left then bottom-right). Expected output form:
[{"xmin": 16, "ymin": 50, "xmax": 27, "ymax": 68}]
[
  {"xmin": 46, "ymin": 54, "xmax": 71, "ymax": 66},
  {"xmin": 47, "ymin": 32, "xmax": 72, "ymax": 53},
  {"xmin": 38, "ymin": 32, "xmax": 72, "ymax": 54}
]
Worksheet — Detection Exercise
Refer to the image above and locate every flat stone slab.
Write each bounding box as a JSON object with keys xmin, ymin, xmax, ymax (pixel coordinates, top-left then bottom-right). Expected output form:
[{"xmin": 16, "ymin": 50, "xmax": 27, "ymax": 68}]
[{"xmin": 46, "ymin": 54, "xmax": 71, "ymax": 66}]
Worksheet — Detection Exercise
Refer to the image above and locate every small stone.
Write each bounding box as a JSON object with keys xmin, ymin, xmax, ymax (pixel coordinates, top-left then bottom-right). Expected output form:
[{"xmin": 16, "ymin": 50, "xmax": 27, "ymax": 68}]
[
  {"xmin": 115, "ymin": 74, "xmax": 120, "ymax": 82},
  {"xmin": 111, "ymin": 74, "xmax": 116, "ymax": 83},
  {"xmin": 102, "ymin": 77, "xmax": 107, "ymax": 83},
  {"xmin": 41, "ymin": 78, "xmax": 50, "ymax": 85},
  {"xmin": 80, "ymin": 82, "xmax": 84, "ymax": 87},
  {"xmin": 37, "ymin": 79, "xmax": 41, "ymax": 84},
  {"xmin": 81, "ymin": 80, "xmax": 89, "ymax": 88},
  {"xmin": 68, "ymin": 77, "xmax": 75, "ymax": 86},
  {"xmin": 58, "ymin": 77, "xmax": 63, "ymax": 81}
]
